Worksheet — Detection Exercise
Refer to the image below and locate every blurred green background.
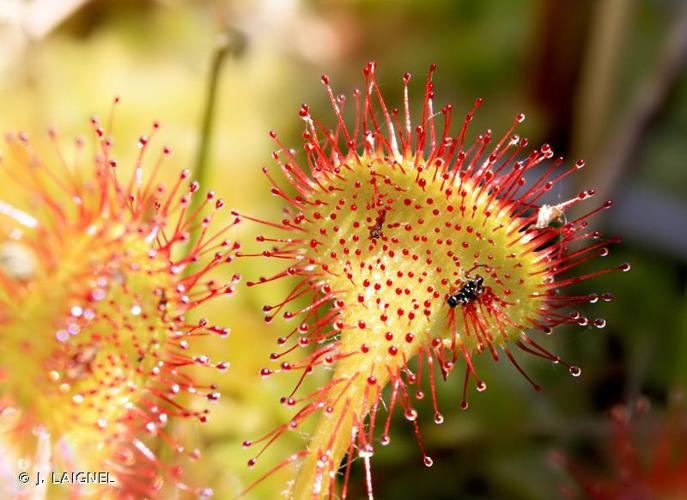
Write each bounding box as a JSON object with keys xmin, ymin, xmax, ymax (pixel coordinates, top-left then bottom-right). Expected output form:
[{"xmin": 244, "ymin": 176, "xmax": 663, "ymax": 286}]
[{"xmin": 1, "ymin": 0, "xmax": 686, "ymax": 498}]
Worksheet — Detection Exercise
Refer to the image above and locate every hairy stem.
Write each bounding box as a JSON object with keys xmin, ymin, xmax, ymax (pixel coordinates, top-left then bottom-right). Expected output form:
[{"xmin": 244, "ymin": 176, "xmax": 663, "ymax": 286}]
[{"xmin": 292, "ymin": 355, "xmax": 388, "ymax": 499}]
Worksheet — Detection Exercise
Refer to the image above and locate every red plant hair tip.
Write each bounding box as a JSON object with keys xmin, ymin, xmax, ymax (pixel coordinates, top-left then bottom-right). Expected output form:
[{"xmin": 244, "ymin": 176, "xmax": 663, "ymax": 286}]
[
  {"xmin": 242, "ymin": 63, "xmax": 625, "ymax": 498},
  {"xmin": 0, "ymin": 115, "xmax": 239, "ymax": 497}
]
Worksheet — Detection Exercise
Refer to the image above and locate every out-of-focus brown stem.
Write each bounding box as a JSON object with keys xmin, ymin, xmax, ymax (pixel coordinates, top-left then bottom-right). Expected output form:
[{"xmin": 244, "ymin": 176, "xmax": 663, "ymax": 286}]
[
  {"xmin": 572, "ymin": 0, "xmax": 631, "ymax": 159},
  {"xmin": 576, "ymin": 3, "xmax": 687, "ymax": 203}
]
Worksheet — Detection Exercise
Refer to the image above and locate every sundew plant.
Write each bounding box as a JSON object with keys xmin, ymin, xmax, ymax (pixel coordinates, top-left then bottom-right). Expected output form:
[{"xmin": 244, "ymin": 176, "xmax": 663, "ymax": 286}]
[
  {"xmin": 0, "ymin": 108, "xmax": 240, "ymax": 498},
  {"xmin": 0, "ymin": 64, "xmax": 630, "ymax": 500},
  {"xmin": 239, "ymin": 63, "xmax": 628, "ymax": 499},
  {"xmin": 7, "ymin": 0, "xmax": 687, "ymax": 495}
]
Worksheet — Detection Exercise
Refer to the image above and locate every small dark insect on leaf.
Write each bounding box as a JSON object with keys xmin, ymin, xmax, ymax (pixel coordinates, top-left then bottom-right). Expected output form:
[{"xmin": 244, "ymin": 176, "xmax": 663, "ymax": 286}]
[
  {"xmin": 369, "ymin": 209, "xmax": 387, "ymax": 239},
  {"xmin": 447, "ymin": 275, "xmax": 485, "ymax": 308}
]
